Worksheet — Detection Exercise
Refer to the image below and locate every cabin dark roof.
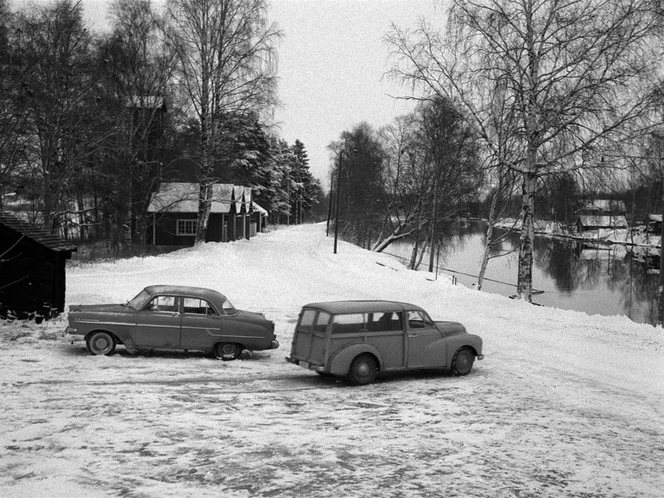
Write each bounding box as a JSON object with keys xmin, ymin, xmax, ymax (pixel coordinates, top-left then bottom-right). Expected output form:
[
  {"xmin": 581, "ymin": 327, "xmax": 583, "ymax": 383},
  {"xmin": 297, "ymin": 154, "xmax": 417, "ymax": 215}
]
[{"xmin": 0, "ymin": 212, "xmax": 77, "ymax": 253}]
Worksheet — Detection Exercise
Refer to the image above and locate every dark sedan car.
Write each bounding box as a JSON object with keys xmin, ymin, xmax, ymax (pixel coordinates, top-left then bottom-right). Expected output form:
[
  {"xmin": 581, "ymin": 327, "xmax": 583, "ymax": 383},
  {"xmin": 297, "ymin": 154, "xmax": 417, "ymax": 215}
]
[{"xmin": 65, "ymin": 285, "xmax": 279, "ymax": 359}]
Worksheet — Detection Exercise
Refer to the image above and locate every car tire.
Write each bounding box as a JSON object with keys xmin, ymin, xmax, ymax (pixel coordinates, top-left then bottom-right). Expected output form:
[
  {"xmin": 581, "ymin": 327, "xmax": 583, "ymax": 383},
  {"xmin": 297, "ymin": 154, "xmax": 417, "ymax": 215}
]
[
  {"xmin": 213, "ymin": 342, "xmax": 242, "ymax": 361},
  {"xmin": 451, "ymin": 347, "xmax": 475, "ymax": 376},
  {"xmin": 86, "ymin": 331, "xmax": 116, "ymax": 356},
  {"xmin": 347, "ymin": 354, "xmax": 377, "ymax": 385}
]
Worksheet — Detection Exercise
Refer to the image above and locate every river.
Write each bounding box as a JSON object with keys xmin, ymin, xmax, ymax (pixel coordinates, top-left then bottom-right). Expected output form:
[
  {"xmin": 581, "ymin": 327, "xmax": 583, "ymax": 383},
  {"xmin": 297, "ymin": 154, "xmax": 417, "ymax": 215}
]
[{"xmin": 386, "ymin": 220, "xmax": 660, "ymax": 325}]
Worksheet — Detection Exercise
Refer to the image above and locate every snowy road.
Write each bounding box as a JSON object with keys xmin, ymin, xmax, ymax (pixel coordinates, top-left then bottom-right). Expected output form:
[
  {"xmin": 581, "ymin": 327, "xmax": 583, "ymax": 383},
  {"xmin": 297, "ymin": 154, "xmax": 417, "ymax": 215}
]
[{"xmin": 1, "ymin": 224, "xmax": 663, "ymax": 497}]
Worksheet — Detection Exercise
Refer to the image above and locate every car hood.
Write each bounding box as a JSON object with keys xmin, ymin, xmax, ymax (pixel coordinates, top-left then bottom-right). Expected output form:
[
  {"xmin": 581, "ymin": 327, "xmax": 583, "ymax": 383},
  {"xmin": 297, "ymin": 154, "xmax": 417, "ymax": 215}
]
[
  {"xmin": 69, "ymin": 304, "xmax": 129, "ymax": 313},
  {"xmin": 435, "ymin": 320, "xmax": 467, "ymax": 336}
]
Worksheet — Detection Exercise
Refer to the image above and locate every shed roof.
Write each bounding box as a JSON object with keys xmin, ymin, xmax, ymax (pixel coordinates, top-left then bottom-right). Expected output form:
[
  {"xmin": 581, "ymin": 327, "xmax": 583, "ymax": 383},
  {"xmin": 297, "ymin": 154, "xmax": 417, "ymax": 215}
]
[
  {"xmin": 252, "ymin": 201, "xmax": 268, "ymax": 216},
  {"xmin": 147, "ymin": 182, "xmax": 235, "ymax": 214},
  {"xmin": 0, "ymin": 212, "xmax": 77, "ymax": 253}
]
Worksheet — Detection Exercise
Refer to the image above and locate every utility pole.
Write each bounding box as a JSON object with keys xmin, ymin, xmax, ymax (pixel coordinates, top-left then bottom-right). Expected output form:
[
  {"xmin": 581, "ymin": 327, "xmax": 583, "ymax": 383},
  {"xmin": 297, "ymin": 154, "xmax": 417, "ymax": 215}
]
[{"xmin": 333, "ymin": 150, "xmax": 344, "ymax": 254}]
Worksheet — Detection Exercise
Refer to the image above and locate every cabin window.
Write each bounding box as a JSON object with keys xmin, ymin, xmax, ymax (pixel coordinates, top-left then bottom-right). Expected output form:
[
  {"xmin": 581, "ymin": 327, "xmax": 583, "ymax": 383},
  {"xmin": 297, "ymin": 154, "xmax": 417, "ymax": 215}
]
[{"xmin": 176, "ymin": 219, "xmax": 197, "ymax": 236}]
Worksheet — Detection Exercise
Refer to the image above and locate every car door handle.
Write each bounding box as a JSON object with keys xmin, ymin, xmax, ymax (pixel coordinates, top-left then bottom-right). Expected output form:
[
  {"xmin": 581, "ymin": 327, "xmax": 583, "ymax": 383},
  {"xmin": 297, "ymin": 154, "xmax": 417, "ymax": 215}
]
[{"xmin": 408, "ymin": 334, "xmax": 417, "ymax": 337}]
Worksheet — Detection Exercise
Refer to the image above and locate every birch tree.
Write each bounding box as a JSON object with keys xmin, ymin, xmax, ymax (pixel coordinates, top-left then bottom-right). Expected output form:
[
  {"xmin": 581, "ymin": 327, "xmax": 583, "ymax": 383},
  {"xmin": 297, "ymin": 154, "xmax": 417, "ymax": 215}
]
[
  {"xmin": 388, "ymin": 0, "xmax": 662, "ymax": 301},
  {"xmin": 165, "ymin": 0, "xmax": 280, "ymax": 243}
]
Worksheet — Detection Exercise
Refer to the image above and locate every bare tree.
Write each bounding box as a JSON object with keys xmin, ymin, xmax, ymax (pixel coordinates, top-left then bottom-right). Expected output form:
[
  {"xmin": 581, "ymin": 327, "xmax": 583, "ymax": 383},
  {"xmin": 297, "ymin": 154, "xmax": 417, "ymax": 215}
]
[
  {"xmin": 388, "ymin": 0, "xmax": 662, "ymax": 301},
  {"xmin": 15, "ymin": 0, "xmax": 96, "ymax": 234},
  {"xmin": 104, "ymin": 0, "xmax": 176, "ymax": 245},
  {"xmin": 165, "ymin": 0, "xmax": 280, "ymax": 244}
]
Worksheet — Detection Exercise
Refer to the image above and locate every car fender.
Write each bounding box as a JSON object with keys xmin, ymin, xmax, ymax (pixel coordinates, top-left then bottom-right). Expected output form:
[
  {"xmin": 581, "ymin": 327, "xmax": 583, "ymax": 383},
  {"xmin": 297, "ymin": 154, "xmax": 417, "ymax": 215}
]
[
  {"xmin": 328, "ymin": 343, "xmax": 383, "ymax": 376},
  {"xmin": 444, "ymin": 333, "xmax": 483, "ymax": 365}
]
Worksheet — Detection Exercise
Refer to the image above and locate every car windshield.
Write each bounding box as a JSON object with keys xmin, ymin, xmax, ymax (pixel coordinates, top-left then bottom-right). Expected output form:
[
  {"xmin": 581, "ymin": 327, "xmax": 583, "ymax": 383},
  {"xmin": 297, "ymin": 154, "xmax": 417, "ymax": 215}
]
[
  {"xmin": 126, "ymin": 289, "xmax": 152, "ymax": 310},
  {"xmin": 222, "ymin": 298, "xmax": 237, "ymax": 315}
]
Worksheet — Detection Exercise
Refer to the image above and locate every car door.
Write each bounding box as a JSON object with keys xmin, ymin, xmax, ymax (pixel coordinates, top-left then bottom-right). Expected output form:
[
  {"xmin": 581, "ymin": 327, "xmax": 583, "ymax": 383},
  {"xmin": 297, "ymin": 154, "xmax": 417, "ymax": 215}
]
[
  {"xmin": 364, "ymin": 311, "xmax": 406, "ymax": 370},
  {"xmin": 406, "ymin": 310, "xmax": 443, "ymax": 368},
  {"xmin": 180, "ymin": 297, "xmax": 222, "ymax": 350},
  {"xmin": 134, "ymin": 295, "xmax": 182, "ymax": 348}
]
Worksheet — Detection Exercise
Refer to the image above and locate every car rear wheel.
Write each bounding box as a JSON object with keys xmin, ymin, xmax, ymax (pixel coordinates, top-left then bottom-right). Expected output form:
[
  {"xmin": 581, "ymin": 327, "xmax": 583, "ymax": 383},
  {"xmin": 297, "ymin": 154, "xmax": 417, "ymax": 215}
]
[
  {"xmin": 86, "ymin": 331, "xmax": 116, "ymax": 356},
  {"xmin": 214, "ymin": 342, "xmax": 242, "ymax": 361},
  {"xmin": 347, "ymin": 354, "xmax": 377, "ymax": 385},
  {"xmin": 451, "ymin": 347, "xmax": 474, "ymax": 376}
]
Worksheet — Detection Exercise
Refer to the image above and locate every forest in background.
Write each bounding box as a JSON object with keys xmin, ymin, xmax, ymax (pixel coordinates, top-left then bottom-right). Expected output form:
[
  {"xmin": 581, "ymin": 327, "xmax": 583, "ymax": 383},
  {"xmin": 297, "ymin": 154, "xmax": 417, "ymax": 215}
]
[{"xmin": 0, "ymin": 0, "xmax": 324, "ymax": 250}]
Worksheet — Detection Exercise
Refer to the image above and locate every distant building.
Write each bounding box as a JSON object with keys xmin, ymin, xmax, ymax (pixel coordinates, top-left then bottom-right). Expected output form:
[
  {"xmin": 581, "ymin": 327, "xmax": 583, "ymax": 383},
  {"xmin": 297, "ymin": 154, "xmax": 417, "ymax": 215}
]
[
  {"xmin": 576, "ymin": 214, "xmax": 628, "ymax": 232},
  {"xmin": 577, "ymin": 199, "xmax": 626, "ymax": 216},
  {"xmin": 146, "ymin": 182, "xmax": 268, "ymax": 245},
  {"xmin": 0, "ymin": 212, "xmax": 77, "ymax": 320},
  {"xmin": 647, "ymin": 214, "xmax": 662, "ymax": 234}
]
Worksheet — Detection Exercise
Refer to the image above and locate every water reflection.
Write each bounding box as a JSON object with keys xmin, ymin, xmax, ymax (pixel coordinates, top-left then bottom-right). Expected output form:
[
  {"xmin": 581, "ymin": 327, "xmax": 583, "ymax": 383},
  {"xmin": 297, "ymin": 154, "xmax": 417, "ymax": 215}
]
[{"xmin": 388, "ymin": 221, "xmax": 659, "ymax": 325}]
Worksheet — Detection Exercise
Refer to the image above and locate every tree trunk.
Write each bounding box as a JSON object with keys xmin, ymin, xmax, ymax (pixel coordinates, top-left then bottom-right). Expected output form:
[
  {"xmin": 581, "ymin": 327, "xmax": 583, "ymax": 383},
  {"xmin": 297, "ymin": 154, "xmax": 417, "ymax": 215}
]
[
  {"xmin": 658, "ymin": 169, "xmax": 664, "ymax": 326},
  {"xmin": 517, "ymin": 171, "xmax": 537, "ymax": 301},
  {"xmin": 196, "ymin": 181, "xmax": 212, "ymax": 244},
  {"xmin": 478, "ymin": 176, "xmax": 501, "ymax": 290}
]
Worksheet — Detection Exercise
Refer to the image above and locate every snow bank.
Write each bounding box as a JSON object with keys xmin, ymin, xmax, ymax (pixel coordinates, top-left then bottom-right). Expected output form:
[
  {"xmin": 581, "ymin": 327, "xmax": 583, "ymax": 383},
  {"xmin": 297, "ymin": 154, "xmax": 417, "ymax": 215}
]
[{"xmin": 1, "ymin": 223, "xmax": 662, "ymax": 497}]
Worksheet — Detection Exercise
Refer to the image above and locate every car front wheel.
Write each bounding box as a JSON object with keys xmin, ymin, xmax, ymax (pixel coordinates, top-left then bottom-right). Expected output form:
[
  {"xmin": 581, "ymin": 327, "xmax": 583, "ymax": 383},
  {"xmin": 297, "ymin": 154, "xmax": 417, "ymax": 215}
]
[
  {"xmin": 86, "ymin": 331, "xmax": 116, "ymax": 356},
  {"xmin": 214, "ymin": 342, "xmax": 242, "ymax": 361},
  {"xmin": 451, "ymin": 347, "xmax": 475, "ymax": 376},
  {"xmin": 347, "ymin": 354, "xmax": 377, "ymax": 385}
]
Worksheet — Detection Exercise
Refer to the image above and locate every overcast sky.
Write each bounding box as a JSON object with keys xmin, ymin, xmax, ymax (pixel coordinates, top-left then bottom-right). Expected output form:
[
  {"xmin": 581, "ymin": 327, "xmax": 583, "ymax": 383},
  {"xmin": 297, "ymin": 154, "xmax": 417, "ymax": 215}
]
[{"xmin": 12, "ymin": 0, "xmax": 444, "ymax": 188}]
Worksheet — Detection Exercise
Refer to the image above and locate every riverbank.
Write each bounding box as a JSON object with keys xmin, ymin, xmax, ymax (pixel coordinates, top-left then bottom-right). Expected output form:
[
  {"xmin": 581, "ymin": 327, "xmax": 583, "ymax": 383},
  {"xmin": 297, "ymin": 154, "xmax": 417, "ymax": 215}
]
[{"xmin": 494, "ymin": 217, "xmax": 661, "ymax": 250}]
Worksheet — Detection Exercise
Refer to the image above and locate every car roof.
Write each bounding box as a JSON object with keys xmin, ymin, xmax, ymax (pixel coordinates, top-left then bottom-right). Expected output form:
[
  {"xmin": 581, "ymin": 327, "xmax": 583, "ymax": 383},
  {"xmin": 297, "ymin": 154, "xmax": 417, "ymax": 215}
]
[
  {"xmin": 143, "ymin": 285, "xmax": 227, "ymax": 303},
  {"xmin": 301, "ymin": 300, "xmax": 424, "ymax": 314}
]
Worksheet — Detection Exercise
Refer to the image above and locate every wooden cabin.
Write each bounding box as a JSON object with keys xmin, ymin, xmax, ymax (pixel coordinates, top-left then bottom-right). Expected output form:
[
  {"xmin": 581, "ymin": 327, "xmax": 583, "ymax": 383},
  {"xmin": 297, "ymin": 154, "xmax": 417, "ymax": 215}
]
[
  {"xmin": 146, "ymin": 182, "xmax": 267, "ymax": 245},
  {"xmin": 0, "ymin": 212, "xmax": 77, "ymax": 320}
]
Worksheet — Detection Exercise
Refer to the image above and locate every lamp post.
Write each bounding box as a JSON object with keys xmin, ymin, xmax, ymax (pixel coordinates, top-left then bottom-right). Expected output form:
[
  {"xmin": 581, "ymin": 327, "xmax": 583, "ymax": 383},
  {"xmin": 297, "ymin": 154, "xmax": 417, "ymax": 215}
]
[{"xmin": 333, "ymin": 150, "xmax": 344, "ymax": 254}]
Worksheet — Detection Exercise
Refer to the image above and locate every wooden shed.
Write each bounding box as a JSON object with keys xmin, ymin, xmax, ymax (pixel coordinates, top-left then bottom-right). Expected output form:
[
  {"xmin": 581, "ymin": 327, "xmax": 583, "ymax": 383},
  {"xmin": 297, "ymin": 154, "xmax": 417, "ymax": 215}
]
[{"xmin": 0, "ymin": 212, "xmax": 77, "ymax": 320}]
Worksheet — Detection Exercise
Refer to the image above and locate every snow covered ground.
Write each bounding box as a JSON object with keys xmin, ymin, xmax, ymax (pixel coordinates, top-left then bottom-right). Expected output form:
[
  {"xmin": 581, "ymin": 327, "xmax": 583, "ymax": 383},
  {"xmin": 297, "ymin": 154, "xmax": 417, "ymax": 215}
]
[{"xmin": 1, "ymin": 223, "xmax": 663, "ymax": 497}]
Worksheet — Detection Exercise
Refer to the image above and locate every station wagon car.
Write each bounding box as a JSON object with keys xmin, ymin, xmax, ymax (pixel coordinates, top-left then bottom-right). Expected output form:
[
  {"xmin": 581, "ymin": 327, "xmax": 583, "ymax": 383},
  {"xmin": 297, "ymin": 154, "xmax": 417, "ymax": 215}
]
[
  {"xmin": 65, "ymin": 285, "xmax": 279, "ymax": 359},
  {"xmin": 286, "ymin": 300, "xmax": 483, "ymax": 385}
]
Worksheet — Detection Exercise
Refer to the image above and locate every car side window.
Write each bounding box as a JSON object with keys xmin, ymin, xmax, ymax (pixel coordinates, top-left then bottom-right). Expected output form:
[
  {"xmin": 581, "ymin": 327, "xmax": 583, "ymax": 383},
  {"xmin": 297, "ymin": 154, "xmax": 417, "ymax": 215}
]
[
  {"xmin": 146, "ymin": 295, "xmax": 177, "ymax": 312},
  {"xmin": 367, "ymin": 311, "xmax": 403, "ymax": 331},
  {"xmin": 313, "ymin": 312, "xmax": 331, "ymax": 332},
  {"xmin": 183, "ymin": 298, "xmax": 217, "ymax": 315},
  {"xmin": 332, "ymin": 313, "xmax": 365, "ymax": 334},
  {"xmin": 407, "ymin": 310, "xmax": 432, "ymax": 329}
]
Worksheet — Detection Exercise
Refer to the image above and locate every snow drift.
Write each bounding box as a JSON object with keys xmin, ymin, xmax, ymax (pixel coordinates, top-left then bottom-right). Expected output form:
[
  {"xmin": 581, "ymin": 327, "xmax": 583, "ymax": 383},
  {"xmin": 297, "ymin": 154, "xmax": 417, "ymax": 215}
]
[{"xmin": 0, "ymin": 223, "xmax": 662, "ymax": 497}]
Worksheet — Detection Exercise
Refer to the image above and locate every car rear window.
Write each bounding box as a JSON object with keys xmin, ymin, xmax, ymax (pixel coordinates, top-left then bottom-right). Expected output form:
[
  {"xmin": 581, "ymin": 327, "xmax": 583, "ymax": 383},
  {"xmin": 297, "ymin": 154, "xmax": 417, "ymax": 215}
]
[
  {"xmin": 313, "ymin": 312, "xmax": 330, "ymax": 332},
  {"xmin": 298, "ymin": 309, "xmax": 316, "ymax": 330}
]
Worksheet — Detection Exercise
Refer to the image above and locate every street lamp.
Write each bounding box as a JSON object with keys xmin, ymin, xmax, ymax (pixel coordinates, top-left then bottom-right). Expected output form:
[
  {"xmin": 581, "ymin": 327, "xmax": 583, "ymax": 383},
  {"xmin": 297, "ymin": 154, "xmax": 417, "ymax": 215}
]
[
  {"xmin": 333, "ymin": 150, "xmax": 344, "ymax": 254},
  {"xmin": 333, "ymin": 148, "xmax": 357, "ymax": 254}
]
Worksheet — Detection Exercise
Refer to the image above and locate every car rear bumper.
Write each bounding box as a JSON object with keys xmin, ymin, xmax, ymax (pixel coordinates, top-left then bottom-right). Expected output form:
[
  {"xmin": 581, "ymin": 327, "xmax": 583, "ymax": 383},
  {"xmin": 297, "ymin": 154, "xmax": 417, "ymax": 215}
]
[
  {"xmin": 286, "ymin": 357, "xmax": 324, "ymax": 372},
  {"xmin": 271, "ymin": 340, "xmax": 279, "ymax": 350},
  {"xmin": 64, "ymin": 331, "xmax": 85, "ymax": 344}
]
